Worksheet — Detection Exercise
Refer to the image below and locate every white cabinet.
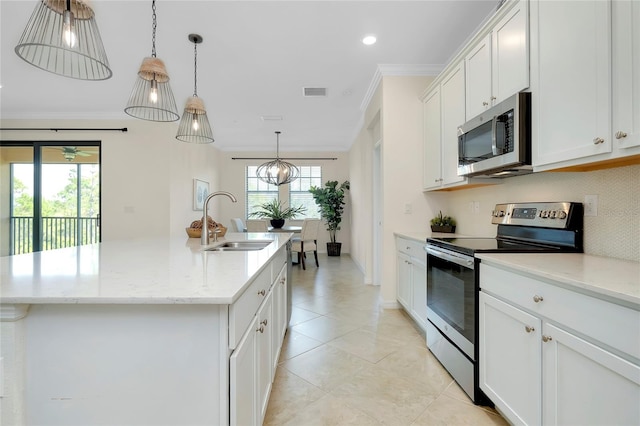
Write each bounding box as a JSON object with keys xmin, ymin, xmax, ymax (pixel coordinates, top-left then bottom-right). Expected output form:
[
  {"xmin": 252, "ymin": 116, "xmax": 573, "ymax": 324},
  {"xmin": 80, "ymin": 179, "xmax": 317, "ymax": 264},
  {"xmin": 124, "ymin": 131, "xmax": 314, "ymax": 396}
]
[
  {"xmin": 230, "ymin": 247, "xmax": 288, "ymax": 426},
  {"xmin": 479, "ymin": 263, "xmax": 640, "ymax": 426},
  {"xmin": 395, "ymin": 236, "xmax": 427, "ymax": 330},
  {"xmin": 422, "ymin": 64, "xmax": 471, "ymax": 191},
  {"xmin": 465, "ymin": 0, "xmax": 529, "ymax": 120},
  {"xmin": 531, "ymin": 0, "xmax": 640, "ymax": 171}
]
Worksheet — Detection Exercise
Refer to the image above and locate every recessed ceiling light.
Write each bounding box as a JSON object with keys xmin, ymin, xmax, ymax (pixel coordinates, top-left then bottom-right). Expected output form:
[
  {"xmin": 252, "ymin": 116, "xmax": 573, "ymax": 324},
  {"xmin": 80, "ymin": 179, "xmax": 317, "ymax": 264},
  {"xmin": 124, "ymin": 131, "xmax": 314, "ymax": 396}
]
[{"xmin": 362, "ymin": 35, "xmax": 377, "ymax": 45}]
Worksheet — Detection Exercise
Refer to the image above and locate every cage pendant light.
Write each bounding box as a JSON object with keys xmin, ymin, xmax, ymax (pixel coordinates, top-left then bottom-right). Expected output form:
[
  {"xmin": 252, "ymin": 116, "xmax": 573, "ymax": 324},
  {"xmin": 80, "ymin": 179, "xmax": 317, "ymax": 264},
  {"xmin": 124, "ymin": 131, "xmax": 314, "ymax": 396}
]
[
  {"xmin": 15, "ymin": 0, "xmax": 112, "ymax": 80},
  {"xmin": 176, "ymin": 34, "xmax": 214, "ymax": 144},
  {"xmin": 256, "ymin": 132, "xmax": 300, "ymax": 186},
  {"xmin": 124, "ymin": 0, "xmax": 179, "ymax": 122}
]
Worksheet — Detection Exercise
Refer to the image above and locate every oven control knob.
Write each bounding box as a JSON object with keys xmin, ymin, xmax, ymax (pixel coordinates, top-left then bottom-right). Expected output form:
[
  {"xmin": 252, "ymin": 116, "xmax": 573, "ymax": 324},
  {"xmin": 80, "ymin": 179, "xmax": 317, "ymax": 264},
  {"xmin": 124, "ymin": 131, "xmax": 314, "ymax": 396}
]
[{"xmin": 558, "ymin": 210, "xmax": 567, "ymax": 220}]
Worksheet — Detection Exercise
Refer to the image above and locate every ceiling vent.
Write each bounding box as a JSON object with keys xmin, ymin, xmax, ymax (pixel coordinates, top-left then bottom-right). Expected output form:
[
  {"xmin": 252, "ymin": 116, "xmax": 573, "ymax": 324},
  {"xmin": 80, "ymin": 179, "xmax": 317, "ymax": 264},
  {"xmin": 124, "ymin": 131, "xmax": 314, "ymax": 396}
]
[{"xmin": 303, "ymin": 87, "xmax": 327, "ymax": 97}]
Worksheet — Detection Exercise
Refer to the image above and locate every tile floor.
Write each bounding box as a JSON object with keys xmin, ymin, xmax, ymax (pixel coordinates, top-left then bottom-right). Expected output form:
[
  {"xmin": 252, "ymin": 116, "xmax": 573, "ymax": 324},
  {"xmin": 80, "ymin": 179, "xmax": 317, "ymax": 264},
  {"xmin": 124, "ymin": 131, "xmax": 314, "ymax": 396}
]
[{"xmin": 264, "ymin": 254, "xmax": 509, "ymax": 425}]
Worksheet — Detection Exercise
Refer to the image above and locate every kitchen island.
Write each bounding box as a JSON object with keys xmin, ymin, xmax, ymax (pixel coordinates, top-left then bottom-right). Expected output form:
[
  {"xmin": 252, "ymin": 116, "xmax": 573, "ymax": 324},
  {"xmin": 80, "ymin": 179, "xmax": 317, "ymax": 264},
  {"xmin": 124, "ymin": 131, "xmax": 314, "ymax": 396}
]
[{"xmin": 0, "ymin": 232, "xmax": 292, "ymax": 426}]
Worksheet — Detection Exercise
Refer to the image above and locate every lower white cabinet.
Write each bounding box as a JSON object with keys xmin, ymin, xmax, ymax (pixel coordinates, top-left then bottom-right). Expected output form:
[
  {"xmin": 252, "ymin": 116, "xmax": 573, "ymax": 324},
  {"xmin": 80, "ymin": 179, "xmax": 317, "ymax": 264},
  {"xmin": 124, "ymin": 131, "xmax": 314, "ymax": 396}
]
[
  {"xmin": 230, "ymin": 247, "xmax": 288, "ymax": 426},
  {"xmin": 479, "ymin": 263, "xmax": 640, "ymax": 426},
  {"xmin": 396, "ymin": 236, "xmax": 427, "ymax": 329}
]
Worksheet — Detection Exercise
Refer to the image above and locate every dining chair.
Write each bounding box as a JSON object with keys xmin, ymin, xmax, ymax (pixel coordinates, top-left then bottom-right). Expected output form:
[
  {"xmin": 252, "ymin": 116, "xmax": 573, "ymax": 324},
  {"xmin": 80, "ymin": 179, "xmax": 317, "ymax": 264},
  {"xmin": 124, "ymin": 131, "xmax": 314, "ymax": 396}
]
[
  {"xmin": 230, "ymin": 218, "xmax": 246, "ymax": 232},
  {"xmin": 246, "ymin": 219, "xmax": 269, "ymax": 232},
  {"xmin": 291, "ymin": 219, "xmax": 321, "ymax": 270}
]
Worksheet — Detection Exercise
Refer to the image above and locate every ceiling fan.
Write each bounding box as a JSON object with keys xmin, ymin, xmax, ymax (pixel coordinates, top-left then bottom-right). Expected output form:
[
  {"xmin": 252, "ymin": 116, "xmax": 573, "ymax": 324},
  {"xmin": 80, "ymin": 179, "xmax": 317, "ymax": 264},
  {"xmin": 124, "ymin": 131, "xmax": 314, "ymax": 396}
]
[{"xmin": 59, "ymin": 146, "xmax": 96, "ymax": 161}]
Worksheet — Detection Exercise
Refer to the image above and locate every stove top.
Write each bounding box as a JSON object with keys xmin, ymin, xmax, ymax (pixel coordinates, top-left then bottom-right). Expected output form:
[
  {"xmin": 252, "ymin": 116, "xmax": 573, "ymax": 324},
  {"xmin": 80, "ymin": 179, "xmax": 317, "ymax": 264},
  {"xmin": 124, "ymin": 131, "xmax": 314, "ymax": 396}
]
[{"xmin": 426, "ymin": 237, "xmax": 568, "ymax": 257}]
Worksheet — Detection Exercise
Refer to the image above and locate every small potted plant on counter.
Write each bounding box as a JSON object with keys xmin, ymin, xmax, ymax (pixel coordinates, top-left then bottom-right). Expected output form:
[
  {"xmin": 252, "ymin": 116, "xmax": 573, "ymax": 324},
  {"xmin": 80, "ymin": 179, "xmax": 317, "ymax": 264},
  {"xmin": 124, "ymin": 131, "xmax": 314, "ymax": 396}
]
[
  {"xmin": 430, "ymin": 211, "xmax": 456, "ymax": 233},
  {"xmin": 309, "ymin": 180, "xmax": 350, "ymax": 256},
  {"xmin": 248, "ymin": 199, "xmax": 306, "ymax": 228}
]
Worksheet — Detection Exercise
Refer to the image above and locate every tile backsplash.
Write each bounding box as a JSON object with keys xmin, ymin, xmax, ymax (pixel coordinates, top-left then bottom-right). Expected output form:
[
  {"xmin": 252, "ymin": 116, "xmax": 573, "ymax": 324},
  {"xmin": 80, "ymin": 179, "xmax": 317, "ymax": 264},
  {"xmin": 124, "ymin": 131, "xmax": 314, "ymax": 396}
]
[{"xmin": 438, "ymin": 164, "xmax": 639, "ymax": 262}]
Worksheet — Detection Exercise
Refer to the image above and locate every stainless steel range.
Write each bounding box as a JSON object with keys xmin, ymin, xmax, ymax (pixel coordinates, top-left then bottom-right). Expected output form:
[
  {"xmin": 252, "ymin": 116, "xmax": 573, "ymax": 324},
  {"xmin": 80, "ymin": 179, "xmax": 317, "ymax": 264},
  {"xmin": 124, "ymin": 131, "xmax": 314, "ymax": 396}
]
[{"xmin": 424, "ymin": 202, "xmax": 583, "ymax": 404}]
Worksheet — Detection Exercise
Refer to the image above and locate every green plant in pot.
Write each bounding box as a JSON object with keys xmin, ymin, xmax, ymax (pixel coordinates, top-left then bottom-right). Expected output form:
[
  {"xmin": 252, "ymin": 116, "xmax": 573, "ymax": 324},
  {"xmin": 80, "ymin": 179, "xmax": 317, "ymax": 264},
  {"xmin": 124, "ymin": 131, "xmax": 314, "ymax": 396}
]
[
  {"xmin": 308, "ymin": 180, "xmax": 350, "ymax": 256},
  {"xmin": 430, "ymin": 210, "xmax": 456, "ymax": 233},
  {"xmin": 248, "ymin": 199, "xmax": 306, "ymax": 228}
]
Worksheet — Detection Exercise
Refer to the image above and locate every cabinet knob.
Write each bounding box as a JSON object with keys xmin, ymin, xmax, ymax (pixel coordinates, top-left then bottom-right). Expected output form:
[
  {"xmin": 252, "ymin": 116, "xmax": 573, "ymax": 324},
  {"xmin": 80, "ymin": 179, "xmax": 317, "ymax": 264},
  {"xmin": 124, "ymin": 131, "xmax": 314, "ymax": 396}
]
[
  {"xmin": 482, "ymin": 101, "xmax": 489, "ymax": 106},
  {"xmin": 280, "ymin": 277, "xmax": 286, "ymax": 285},
  {"xmin": 261, "ymin": 319, "xmax": 268, "ymax": 326},
  {"xmin": 593, "ymin": 137, "xmax": 605, "ymax": 145},
  {"xmin": 542, "ymin": 335, "xmax": 553, "ymax": 343},
  {"xmin": 256, "ymin": 325, "xmax": 265, "ymax": 334},
  {"xmin": 615, "ymin": 131, "xmax": 628, "ymax": 140},
  {"xmin": 491, "ymin": 96, "xmax": 497, "ymax": 101},
  {"xmin": 257, "ymin": 289, "xmax": 266, "ymax": 296},
  {"xmin": 525, "ymin": 325, "xmax": 535, "ymax": 333},
  {"xmin": 533, "ymin": 295, "xmax": 544, "ymax": 303}
]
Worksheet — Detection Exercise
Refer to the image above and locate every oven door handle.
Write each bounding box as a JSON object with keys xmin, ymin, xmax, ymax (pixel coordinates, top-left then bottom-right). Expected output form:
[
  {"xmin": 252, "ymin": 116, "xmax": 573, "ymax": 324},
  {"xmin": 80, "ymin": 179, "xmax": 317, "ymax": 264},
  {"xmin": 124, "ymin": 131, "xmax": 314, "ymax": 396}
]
[{"xmin": 425, "ymin": 246, "xmax": 475, "ymax": 269}]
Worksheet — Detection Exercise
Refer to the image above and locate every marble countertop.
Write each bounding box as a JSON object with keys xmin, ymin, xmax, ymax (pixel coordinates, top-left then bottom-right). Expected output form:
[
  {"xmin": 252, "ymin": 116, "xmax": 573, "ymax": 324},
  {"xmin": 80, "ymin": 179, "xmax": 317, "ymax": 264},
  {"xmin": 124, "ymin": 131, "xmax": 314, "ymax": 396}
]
[
  {"xmin": 0, "ymin": 233, "xmax": 291, "ymax": 305},
  {"xmin": 477, "ymin": 253, "xmax": 640, "ymax": 308}
]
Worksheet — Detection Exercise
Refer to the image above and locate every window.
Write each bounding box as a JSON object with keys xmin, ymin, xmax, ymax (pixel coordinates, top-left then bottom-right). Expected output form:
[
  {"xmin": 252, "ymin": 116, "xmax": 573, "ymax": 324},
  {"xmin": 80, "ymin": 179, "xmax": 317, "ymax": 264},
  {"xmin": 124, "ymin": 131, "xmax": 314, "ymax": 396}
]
[
  {"xmin": 246, "ymin": 166, "xmax": 278, "ymax": 217},
  {"xmin": 245, "ymin": 165, "xmax": 322, "ymax": 219},
  {"xmin": 290, "ymin": 166, "xmax": 322, "ymax": 219}
]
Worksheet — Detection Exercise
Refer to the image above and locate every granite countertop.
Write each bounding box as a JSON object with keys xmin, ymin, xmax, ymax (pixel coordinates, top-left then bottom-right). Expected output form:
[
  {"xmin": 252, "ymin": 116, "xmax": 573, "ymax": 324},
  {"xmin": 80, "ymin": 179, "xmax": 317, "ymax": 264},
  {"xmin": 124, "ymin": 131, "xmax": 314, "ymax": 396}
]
[
  {"xmin": 477, "ymin": 252, "xmax": 640, "ymax": 309},
  {"xmin": 0, "ymin": 233, "xmax": 291, "ymax": 305}
]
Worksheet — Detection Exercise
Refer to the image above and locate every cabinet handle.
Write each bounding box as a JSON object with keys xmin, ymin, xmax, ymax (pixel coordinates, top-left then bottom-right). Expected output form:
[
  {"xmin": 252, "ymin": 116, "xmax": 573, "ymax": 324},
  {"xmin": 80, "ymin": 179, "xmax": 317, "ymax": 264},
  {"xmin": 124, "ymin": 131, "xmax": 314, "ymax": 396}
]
[
  {"xmin": 525, "ymin": 325, "xmax": 535, "ymax": 333},
  {"xmin": 482, "ymin": 101, "xmax": 489, "ymax": 106},
  {"xmin": 257, "ymin": 289, "xmax": 266, "ymax": 296},
  {"xmin": 615, "ymin": 131, "xmax": 628, "ymax": 140},
  {"xmin": 280, "ymin": 278, "xmax": 286, "ymax": 285},
  {"xmin": 491, "ymin": 96, "xmax": 496, "ymax": 101},
  {"xmin": 406, "ymin": 246, "xmax": 411, "ymax": 250},
  {"xmin": 593, "ymin": 137, "xmax": 605, "ymax": 145},
  {"xmin": 261, "ymin": 319, "xmax": 268, "ymax": 326},
  {"xmin": 256, "ymin": 325, "xmax": 265, "ymax": 333},
  {"xmin": 542, "ymin": 335, "xmax": 553, "ymax": 343},
  {"xmin": 533, "ymin": 295, "xmax": 544, "ymax": 303}
]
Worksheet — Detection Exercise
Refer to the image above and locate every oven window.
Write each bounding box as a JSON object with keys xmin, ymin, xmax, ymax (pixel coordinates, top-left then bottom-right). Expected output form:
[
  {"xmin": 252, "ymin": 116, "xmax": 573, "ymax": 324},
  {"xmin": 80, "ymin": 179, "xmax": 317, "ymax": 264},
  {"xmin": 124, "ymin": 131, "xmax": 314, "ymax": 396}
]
[{"xmin": 427, "ymin": 254, "xmax": 476, "ymax": 344}]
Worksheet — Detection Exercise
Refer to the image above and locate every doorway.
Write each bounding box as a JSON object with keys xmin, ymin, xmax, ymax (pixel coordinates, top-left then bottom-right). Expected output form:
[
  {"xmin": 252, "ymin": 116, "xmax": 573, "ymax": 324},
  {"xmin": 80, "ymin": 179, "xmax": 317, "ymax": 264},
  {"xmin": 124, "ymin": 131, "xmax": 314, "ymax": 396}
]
[{"xmin": 0, "ymin": 142, "xmax": 101, "ymax": 255}]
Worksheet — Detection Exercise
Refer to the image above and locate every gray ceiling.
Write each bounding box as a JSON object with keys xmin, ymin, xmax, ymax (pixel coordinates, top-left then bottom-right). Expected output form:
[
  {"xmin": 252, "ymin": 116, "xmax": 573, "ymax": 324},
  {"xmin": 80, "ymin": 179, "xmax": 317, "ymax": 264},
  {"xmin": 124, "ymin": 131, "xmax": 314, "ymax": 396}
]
[{"xmin": 0, "ymin": 1, "xmax": 498, "ymax": 151}]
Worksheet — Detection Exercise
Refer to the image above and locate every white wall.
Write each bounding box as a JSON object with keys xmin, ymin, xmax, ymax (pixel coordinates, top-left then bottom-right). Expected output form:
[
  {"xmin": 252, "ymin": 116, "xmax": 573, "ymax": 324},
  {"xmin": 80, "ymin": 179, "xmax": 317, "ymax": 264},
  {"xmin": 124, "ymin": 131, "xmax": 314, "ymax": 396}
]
[
  {"xmin": 0, "ymin": 119, "xmax": 221, "ymax": 242},
  {"xmin": 215, "ymin": 150, "xmax": 351, "ymax": 253}
]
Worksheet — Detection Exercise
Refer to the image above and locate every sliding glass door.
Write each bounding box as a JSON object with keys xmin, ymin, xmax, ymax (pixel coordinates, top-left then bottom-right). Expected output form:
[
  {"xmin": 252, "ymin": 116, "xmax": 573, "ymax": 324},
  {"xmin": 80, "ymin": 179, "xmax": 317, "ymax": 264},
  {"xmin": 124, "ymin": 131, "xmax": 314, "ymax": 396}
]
[{"xmin": 0, "ymin": 142, "xmax": 101, "ymax": 255}]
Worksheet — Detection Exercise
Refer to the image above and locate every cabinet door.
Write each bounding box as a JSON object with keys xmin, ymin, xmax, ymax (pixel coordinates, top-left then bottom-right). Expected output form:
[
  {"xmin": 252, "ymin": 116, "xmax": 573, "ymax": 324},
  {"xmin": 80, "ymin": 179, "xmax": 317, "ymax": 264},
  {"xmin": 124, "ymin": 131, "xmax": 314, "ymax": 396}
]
[
  {"xmin": 492, "ymin": 0, "xmax": 529, "ymax": 104},
  {"xmin": 410, "ymin": 255, "xmax": 427, "ymax": 329},
  {"xmin": 542, "ymin": 323, "xmax": 640, "ymax": 426},
  {"xmin": 532, "ymin": 0, "xmax": 611, "ymax": 168},
  {"xmin": 479, "ymin": 291, "xmax": 542, "ymax": 426},
  {"xmin": 612, "ymin": 0, "xmax": 640, "ymax": 151},
  {"xmin": 441, "ymin": 62, "xmax": 467, "ymax": 186},
  {"xmin": 423, "ymin": 87, "xmax": 442, "ymax": 190},
  {"xmin": 272, "ymin": 264, "xmax": 287, "ymax": 375},
  {"xmin": 230, "ymin": 316, "xmax": 258, "ymax": 426},
  {"xmin": 396, "ymin": 251, "xmax": 411, "ymax": 309},
  {"xmin": 257, "ymin": 289, "xmax": 274, "ymax": 424},
  {"xmin": 465, "ymin": 34, "xmax": 492, "ymax": 119}
]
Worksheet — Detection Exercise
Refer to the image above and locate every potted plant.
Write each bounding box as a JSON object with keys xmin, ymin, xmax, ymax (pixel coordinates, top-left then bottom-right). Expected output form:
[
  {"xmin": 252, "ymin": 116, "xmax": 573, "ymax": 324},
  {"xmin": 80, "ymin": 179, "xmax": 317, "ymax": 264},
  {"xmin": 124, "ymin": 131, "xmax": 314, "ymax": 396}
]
[
  {"xmin": 430, "ymin": 210, "xmax": 456, "ymax": 233},
  {"xmin": 308, "ymin": 180, "xmax": 350, "ymax": 256},
  {"xmin": 248, "ymin": 199, "xmax": 306, "ymax": 228}
]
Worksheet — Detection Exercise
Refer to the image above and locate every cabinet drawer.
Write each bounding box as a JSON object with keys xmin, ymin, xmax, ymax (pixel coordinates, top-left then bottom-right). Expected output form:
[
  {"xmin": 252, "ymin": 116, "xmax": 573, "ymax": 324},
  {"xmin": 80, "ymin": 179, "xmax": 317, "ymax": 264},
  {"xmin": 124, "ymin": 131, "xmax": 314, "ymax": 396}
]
[
  {"xmin": 397, "ymin": 238, "xmax": 425, "ymax": 258},
  {"xmin": 229, "ymin": 266, "xmax": 272, "ymax": 349},
  {"xmin": 480, "ymin": 263, "xmax": 640, "ymax": 360}
]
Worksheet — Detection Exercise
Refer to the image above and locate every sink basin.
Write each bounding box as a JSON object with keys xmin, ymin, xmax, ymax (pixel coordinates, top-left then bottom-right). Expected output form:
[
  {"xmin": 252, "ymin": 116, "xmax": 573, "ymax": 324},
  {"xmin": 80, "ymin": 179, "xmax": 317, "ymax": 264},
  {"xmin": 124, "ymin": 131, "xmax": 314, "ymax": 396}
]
[{"xmin": 206, "ymin": 241, "xmax": 272, "ymax": 252}]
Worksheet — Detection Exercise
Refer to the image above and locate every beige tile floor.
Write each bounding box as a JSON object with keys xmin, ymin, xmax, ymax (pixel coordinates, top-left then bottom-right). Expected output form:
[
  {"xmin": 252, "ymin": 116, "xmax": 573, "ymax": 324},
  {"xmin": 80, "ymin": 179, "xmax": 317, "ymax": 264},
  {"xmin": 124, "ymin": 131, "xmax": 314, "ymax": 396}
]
[{"xmin": 264, "ymin": 254, "xmax": 509, "ymax": 425}]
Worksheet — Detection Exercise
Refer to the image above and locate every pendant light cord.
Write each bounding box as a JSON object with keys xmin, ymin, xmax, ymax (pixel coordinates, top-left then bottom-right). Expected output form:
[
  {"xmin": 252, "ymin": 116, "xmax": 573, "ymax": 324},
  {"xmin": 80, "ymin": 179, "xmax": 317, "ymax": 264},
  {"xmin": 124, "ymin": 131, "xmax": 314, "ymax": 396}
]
[
  {"xmin": 151, "ymin": 0, "xmax": 157, "ymax": 57},
  {"xmin": 276, "ymin": 131, "xmax": 281, "ymax": 159},
  {"xmin": 193, "ymin": 41, "xmax": 198, "ymax": 97}
]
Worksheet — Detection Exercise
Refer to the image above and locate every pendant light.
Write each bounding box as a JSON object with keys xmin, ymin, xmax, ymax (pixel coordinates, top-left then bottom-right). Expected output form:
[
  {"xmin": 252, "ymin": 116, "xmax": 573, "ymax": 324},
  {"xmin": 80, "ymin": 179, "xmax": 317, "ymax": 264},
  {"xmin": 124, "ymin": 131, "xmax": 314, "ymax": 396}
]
[
  {"xmin": 256, "ymin": 131, "xmax": 300, "ymax": 186},
  {"xmin": 15, "ymin": 0, "xmax": 112, "ymax": 80},
  {"xmin": 176, "ymin": 34, "xmax": 214, "ymax": 144},
  {"xmin": 124, "ymin": 0, "xmax": 179, "ymax": 122}
]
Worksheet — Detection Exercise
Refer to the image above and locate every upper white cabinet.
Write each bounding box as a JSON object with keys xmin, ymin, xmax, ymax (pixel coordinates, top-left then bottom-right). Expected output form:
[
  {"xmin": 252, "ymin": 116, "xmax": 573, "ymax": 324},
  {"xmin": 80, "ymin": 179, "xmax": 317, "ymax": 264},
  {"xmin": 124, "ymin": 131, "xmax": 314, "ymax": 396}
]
[
  {"xmin": 531, "ymin": 0, "xmax": 640, "ymax": 171},
  {"xmin": 423, "ymin": 87, "xmax": 442, "ymax": 189},
  {"xmin": 465, "ymin": 0, "xmax": 529, "ymax": 120}
]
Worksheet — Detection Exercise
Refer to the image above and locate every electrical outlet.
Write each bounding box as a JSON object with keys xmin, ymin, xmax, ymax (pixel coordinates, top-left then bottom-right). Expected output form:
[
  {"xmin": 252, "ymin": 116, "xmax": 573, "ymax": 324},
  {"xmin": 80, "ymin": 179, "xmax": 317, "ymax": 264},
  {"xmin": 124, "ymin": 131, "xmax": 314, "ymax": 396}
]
[{"xmin": 584, "ymin": 195, "xmax": 598, "ymax": 217}]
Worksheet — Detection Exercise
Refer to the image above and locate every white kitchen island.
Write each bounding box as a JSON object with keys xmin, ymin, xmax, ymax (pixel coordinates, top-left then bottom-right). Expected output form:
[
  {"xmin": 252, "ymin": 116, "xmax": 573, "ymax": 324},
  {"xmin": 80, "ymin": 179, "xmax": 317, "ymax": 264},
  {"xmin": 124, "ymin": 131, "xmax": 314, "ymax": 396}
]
[{"xmin": 0, "ymin": 232, "xmax": 292, "ymax": 426}]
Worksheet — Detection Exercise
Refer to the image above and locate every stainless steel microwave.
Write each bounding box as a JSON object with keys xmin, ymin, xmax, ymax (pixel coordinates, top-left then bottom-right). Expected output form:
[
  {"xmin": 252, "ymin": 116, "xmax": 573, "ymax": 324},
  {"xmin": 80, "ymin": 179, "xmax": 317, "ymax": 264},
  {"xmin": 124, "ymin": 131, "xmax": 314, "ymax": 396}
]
[{"xmin": 457, "ymin": 92, "xmax": 531, "ymax": 178}]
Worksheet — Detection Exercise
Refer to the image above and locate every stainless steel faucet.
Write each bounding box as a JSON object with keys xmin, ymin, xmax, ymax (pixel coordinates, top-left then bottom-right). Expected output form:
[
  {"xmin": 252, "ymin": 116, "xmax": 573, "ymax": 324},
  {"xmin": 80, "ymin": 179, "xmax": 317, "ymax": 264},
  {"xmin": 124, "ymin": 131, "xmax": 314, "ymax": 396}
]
[{"xmin": 201, "ymin": 191, "xmax": 238, "ymax": 245}]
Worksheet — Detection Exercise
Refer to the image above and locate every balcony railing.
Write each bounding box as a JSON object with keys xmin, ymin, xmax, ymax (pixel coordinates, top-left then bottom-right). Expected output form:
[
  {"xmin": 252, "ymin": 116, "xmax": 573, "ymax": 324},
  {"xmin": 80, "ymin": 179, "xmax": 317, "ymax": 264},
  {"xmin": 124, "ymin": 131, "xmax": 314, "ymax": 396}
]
[{"xmin": 10, "ymin": 216, "xmax": 100, "ymax": 255}]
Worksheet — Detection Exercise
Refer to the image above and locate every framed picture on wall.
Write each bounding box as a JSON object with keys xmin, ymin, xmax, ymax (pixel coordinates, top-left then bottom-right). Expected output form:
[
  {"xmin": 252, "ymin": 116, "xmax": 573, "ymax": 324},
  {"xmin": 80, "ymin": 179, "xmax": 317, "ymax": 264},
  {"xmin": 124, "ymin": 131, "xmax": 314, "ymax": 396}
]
[{"xmin": 193, "ymin": 179, "xmax": 209, "ymax": 211}]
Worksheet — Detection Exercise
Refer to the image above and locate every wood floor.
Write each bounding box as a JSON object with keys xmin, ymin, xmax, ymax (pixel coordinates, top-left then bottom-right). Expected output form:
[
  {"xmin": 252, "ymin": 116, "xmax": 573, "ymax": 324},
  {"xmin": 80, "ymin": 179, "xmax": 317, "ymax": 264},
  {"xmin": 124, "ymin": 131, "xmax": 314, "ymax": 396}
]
[{"xmin": 264, "ymin": 254, "xmax": 508, "ymax": 425}]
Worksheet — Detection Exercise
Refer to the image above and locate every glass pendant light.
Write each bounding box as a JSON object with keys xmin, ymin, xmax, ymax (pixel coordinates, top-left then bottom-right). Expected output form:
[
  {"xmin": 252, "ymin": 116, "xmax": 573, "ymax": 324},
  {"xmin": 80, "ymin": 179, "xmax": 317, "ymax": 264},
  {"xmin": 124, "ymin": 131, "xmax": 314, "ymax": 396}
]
[
  {"xmin": 256, "ymin": 131, "xmax": 300, "ymax": 186},
  {"xmin": 15, "ymin": 0, "xmax": 112, "ymax": 80},
  {"xmin": 124, "ymin": 0, "xmax": 179, "ymax": 122},
  {"xmin": 176, "ymin": 34, "xmax": 214, "ymax": 144}
]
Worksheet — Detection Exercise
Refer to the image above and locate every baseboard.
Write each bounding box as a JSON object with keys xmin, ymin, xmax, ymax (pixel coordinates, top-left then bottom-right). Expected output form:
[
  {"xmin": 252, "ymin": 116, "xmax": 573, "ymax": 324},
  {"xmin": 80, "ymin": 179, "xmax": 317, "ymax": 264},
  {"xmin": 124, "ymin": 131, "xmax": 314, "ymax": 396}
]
[{"xmin": 380, "ymin": 298, "xmax": 401, "ymax": 309}]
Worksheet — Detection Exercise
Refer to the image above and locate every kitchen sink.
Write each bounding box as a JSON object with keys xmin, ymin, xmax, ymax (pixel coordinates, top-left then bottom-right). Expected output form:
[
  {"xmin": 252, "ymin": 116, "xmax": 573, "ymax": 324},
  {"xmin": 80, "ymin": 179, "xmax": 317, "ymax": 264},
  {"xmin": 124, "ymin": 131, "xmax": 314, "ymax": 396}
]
[{"xmin": 206, "ymin": 241, "xmax": 272, "ymax": 251}]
